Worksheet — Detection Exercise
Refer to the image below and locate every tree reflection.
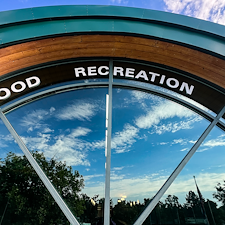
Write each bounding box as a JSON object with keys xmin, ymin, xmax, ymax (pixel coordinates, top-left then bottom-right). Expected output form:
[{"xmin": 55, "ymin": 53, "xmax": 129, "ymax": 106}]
[
  {"xmin": 1, "ymin": 151, "xmax": 225, "ymax": 225},
  {"xmin": 0, "ymin": 151, "xmax": 84, "ymax": 224},
  {"xmin": 111, "ymin": 193, "xmax": 225, "ymax": 225}
]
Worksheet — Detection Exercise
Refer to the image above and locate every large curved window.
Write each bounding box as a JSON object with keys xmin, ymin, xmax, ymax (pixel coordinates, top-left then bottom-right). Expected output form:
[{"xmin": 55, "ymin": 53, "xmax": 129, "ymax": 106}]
[{"xmin": 0, "ymin": 59, "xmax": 225, "ymax": 225}]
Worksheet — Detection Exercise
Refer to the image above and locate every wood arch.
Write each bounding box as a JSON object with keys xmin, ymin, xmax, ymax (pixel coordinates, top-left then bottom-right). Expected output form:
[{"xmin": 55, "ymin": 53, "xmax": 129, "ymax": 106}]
[{"xmin": 0, "ymin": 35, "xmax": 225, "ymax": 90}]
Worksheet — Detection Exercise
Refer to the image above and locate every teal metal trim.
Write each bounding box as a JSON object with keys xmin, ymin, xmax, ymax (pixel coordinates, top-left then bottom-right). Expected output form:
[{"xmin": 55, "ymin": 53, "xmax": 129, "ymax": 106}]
[
  {"xmin": 1, "ymin": 5, "xmax": 225, "ymax": 37},
  {"xmin": 0, "ymin": 5, "xmax": 225, "ymax": 57}
]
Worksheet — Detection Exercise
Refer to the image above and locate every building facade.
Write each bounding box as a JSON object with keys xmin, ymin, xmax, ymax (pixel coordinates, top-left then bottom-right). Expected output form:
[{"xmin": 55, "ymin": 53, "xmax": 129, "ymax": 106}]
[{"xmin": 0, "ymin": 5, "xmax": 225, "ymax": 225}]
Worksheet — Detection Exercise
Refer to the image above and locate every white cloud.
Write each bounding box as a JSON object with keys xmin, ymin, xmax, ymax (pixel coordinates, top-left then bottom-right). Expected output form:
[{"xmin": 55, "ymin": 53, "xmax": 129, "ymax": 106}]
[
  {"xmin": 56, "ymin": 101, "xmax": 96, "ymax": 121},
  {"xmin": 197, "ymin": 148, "xmax": 209, "ymax": 152},
  {"xmin": 173, "ymin": 138, "xmax": 187, "ymax": 145},
  {"xmin": 0, "ymin": 134, "xmax": 15, "ymax": 148},
  {"xmin": 22, "ymin": 133, "xmax": 50, "ymax": 151},
  {"xmin": 111, "ymin": 171, "xmax": 125, "ymax": 180},
  {"xmin": 113, "ymin": 166, "xmax": 124, "ymax": 171},
  {"xmin": 180, "ymin": 148, "xmax": 189, "ymax": 151},
  {"xmin": 91, "ymin": 140, "xmax": 105, "ymax": 149},
  {"xmin": 131, "ymin": 84, "xmax": 211, "ymax": 115},
  {"xmin": 126, "ymin": 90, "xmax": 165, "ymax": 110},
  {"xmin": 83, "ymin": 174, "xmax": 104, "ymax": 181},
  {"xmin": 43, "ymin": 128, "xmax": 54, "ymax": 133},
  {"xmin": 111, "ymin": 95, "xmax": 202, "ymax": 153},
  {"xmin": 82, "ymin": 181, "xmax": 105, "ymax": 199},
  {"xmin": 110, "ymin": 174, "xmax": 168, "ymax": 200},
  {"xmin": 157, "ymin": 138, "xmax": 196, "ymax": 148},
  {"xmin": 110, "ymin": 0, "xmax": 121, "ymax": 3},
  {"xmin": 82, "ymin": 171, "xmax": 225, "ymax": 204},
  {"xmin": 166, "ymin": 173, "xmax": 225, "ymax": 197},
  {"xmin": 22, "ymin": 127, "xmax": 97, "ymax": 166},
  {"xmin": 203, "ymin": 134, "xmax": 225, "ymax": 147},
  {"xmin": 152, "ymin": 118, "xmax": 198, "ymax": 134},
  {"xmin": 136, "ymin": 100, "xmax": 196, "ymax": 129},
  {"xmin": 20, "ymin": 108, "xmax": 54, "ymax": 132},
  {"xmin": 131, "ymin": 91, "xmax": 153, "ymax": 101},
  {"xmin": 0, "ymin": 134, "xmax": 14, "ymax": 142},
  {"xmin": 50, "ymin": 107, "xmax": 55, "ymax": 113},
  {"xmin": 111, "ymin": 124, "xmax": 139, "ymax": 153},
  {"xmin": 163, "ymin": 0, "xmax": 225, "ymax": 25},
  {"xmin": 110, "ymin": 0, "xmax": 129, "ymax": 4},
  {"xmin": 69, "ymin": 127, "xmax": 91, "ymax": 138},
  {"xmin": 159, "ymin": 142, "xmax": 169, "ymax": 145},
  {"xmin": 196, "ymin": 134, "xmax": 225, "ymax": 152},
  {"xmin": 0, "ymin": 142, "xmax": 9, "ymax": 148},
  {"xmin": 21, "ymin": 109, "xmax": 48, "ymax": 129}
]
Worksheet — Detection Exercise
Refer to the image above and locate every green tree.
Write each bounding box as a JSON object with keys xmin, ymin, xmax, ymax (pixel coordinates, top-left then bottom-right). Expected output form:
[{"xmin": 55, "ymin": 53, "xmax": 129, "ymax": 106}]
[
  {"xmin": 165, "ymin": 195, "xmax": 181, "ymax": 208},
  {"xmin": 0, "ymin": 151, "xmax": 85, "ymax": 225},
  {"xmin": 163, "ymin": 195, "xmax": 183, "ymax": 224},
  {"xmin": 204, "ymin": 200, "xmax": 225, "ymax": 225},
  {"xmin": 184, "ymin": 191, "xmax": 200, "ymax": 208},
  {"xmin": 213, "ymin": 181, "xmax": 225, "ymax": 205},
  {"xmin": 213, "ymin": 181, "xmax": 225, "ymax": 225},
  {"xmin": 113, "ymin": 200, "xmax": 144, "ymax": 225}
]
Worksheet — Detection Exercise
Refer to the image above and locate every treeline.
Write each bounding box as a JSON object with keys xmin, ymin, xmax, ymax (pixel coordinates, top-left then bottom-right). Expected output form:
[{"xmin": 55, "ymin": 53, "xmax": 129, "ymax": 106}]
[
  {"xmin": 0, "ymin": 151, "xmax": 225, "ymax": 225},
  {"xmin": 111, "ymin": 192, "xmax": 225, "ymax": 225}
]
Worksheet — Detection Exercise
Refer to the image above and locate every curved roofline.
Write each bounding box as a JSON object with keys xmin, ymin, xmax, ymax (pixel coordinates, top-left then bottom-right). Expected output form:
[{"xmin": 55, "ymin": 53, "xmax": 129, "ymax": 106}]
[
  {"xmin": 0, "ymin": 5, "xmax": 225, "ymax": 38},
  {"xmin": 0, "ymin": 5, "xmax": 225, "ymax": 58}
]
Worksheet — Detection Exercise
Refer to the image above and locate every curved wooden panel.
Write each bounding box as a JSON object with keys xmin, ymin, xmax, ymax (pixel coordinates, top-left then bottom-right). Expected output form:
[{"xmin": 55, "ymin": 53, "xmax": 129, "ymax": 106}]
[{"xmin": 0, "ymin": 35, "xmax": 225, "ymax": 90}]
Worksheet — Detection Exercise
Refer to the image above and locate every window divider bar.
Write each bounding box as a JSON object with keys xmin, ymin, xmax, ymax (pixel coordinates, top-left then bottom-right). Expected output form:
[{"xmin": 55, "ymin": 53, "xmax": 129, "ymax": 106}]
[
  {"xmin": 0, "ymin": 111, "xmax": 80, "ymax": 225},
  {"xmin": 104, "ymin": 59, "xmax": 113, "ymax": 225},
  {"xmin": 133, "ymin": 105, "xmax": 225, "ymax": 225}
]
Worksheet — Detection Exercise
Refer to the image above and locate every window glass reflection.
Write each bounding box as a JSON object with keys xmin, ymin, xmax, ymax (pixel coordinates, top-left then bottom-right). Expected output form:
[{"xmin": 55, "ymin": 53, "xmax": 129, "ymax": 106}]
[
  {"xmin": 0, "ymin": 119, "xmax": 69, "ymax": 224},
  {"xmin": 5, "ymin": 88, "xmax": 107, "ymax": 224},
  {"xmin": 113, "ymin": 79, "xmax": 216, "ymax": 117},
  {"xmin": 153, "ymin": 125, "xmax": 225, "ymax": 225},
  {"xmin": 111, "ymin": 88, "xmax": 210, "ymax": 225},
  {"xmin": 2, "ymin": 78, "xmax": 108, "ymax": 111}
]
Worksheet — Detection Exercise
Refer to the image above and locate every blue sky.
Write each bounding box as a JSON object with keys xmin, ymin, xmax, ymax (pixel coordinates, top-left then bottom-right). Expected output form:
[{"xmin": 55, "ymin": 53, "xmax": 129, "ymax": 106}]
[
  {"xmin": 1, "ymin": 82, "xmax": 225, "ymax": 207},
  {"xmin": 1, "ymin": 0, "xmax": 225, "ymax": 25}
]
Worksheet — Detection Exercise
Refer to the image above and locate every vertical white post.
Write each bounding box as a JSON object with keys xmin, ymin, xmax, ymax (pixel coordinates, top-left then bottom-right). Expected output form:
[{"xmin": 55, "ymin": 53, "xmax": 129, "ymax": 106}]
[{"xmin": 104, "ymin": 60, "xmax": 113, "ymax": 225}]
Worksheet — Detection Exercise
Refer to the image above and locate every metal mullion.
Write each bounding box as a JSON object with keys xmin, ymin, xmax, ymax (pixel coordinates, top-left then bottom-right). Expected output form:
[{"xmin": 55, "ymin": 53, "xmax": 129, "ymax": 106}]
[
  {"xmin": 0, "ymin": 111, "xmax": 80, "ymax": 225},
  {"xmin": 104, "ymin": 60, "xmax": 113, "ymax": 225},
  {"xmin": 133, "ymin": 105, "xmax": 225, "ymax": 225}
]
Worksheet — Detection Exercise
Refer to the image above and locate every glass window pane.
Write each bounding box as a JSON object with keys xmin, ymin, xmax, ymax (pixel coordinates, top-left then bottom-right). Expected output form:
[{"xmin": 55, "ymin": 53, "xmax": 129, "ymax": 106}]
[
  {"xmin": 0, "ymin": 119, "xmax": 69, "ymax": 224},
  {"xmin": 114, "ymin": 78, "xmax": 216, "ymax": 117},
  {"xmin": 157, "ymin": 125, "xmax": 225, "ymax": 225},
  {"xmin": 5, "ymin": 88, "xmax": 107, "ymax": 224},
  {"xmin": 111, "ymin": 88, "xmax": 210, "ymax": 225}
]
